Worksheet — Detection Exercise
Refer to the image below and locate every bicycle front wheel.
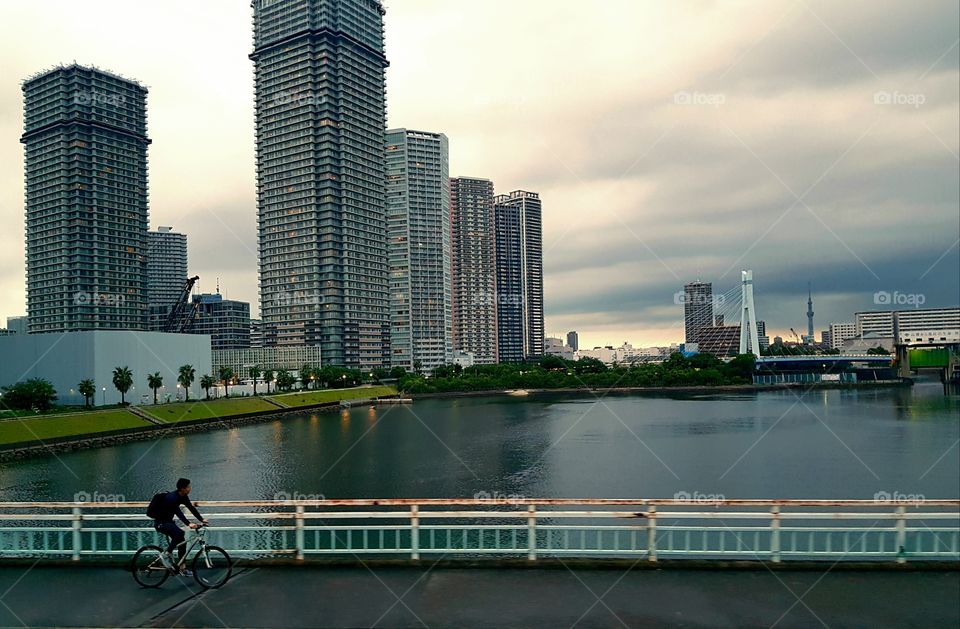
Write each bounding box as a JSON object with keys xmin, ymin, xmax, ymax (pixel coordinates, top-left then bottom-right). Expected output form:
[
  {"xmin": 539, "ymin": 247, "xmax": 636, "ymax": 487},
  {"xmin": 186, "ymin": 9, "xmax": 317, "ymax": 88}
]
[
  {"xmin": 132, "ymin": 545, "xmax": 170, "ymax": 588},
  {"xmin": 192, "ymin": 545, "xmax": 232, "ymax": 589}
]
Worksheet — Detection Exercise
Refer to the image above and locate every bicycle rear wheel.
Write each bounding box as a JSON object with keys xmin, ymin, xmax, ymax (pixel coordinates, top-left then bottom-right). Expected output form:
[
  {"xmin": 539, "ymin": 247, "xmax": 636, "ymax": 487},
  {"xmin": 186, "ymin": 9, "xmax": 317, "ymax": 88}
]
[
  {"xmin": 192, "ymin": 545, "xmax": 232, "ymax": 589},
  {"xmin": 132, "ymin": 545, "xmax": 170, "ymax": 588}
]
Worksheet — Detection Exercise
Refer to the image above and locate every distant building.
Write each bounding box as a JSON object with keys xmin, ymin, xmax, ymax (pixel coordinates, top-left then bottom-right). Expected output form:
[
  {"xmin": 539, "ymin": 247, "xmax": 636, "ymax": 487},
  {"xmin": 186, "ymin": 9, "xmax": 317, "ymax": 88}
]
[
  {"xmin": 212, "ymin": 345, "xmax": 321, "ymax": 379},
  {"xmin": 250, "ymin": 319, "xmax": 263, "ymax": 348},
  {"xmin": 773, "ymin": 335, "xmax": 783, "ymax": 345},
  {"xmin": 697, "ymin": 326, "xmax": 741, "ymax": 357},
  {"xmin": 385, "ymin": 129, "xmax": 452, "ymax": 372},
  {"xmin": 22, "ymin": 65, "xmax": 149, "ymax": 333},
  {"xmin": 452, "ymin": 350, "xmax": 475, "ymax": 368},
  {"xmin": 6, "ymin": 316, "xmax": 27, "ymax": 335},
  {"xmin": 450, "ymin": 177, "xmax": 497, "ymax": 364},
  {"xmin": 683, "ymin": 281, "xmax": 714, "ymax": 344},
  {"xmin": 494, "ymin": 191, "xmax": 544, "ymax": 362},
  {"xmin": 566, "ymin": 330, "xmax": 579, "ymax": 352},
  {"xmin": 544, "ymin": 337, "xmax": 574, "ymax": 361},
  {"xmin": 188, "ymin": 293, "xmax": 250, "ymax": 350},
  {"xmin": 756, "ymin": 320, "xmax": 769, "ymax": 351},
  {"xmin": 842, "ymin": 332, "xmax": 894, "ymax": 353},
  {"xmin": 855, "ymin": 308, "xmax": 959, "ymax": 345},
  {"xmin": 147, "ymin": 227, "xmax": 188, "ymax": 308},
  {"xmin": 828, "ymin": 322, "xmax": 857, "ymax": 350}
]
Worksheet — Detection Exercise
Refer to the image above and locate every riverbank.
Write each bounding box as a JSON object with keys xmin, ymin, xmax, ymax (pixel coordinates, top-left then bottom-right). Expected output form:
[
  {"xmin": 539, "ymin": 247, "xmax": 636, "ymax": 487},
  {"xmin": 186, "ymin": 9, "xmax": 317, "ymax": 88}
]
[
  {"xmin": 0, "ymin": 385, "xmax": 396, "ymax": 462},
  {"xmin": 407, "ymin": 379, "xmax": 911, "ymax": 400}
]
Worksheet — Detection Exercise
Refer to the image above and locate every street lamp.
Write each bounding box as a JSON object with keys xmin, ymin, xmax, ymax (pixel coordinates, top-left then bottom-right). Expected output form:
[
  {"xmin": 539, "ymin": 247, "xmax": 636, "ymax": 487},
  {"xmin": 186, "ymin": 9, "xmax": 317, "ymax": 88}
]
[{"xmin": 101, "ymin": 387, "xmax": 106, "ymax": 405}]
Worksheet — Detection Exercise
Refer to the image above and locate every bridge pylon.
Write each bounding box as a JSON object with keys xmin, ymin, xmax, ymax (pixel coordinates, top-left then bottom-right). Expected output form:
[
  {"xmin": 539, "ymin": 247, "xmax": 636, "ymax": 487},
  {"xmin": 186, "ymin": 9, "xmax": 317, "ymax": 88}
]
[{"xmin": 739, "ymin": 270, "xmax": 760, "ymax": 356}]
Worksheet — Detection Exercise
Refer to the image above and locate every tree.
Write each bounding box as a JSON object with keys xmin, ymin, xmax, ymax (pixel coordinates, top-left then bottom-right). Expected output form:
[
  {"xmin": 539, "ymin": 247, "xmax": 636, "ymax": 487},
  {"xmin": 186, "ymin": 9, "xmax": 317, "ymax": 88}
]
[
  {"xmin": 249, "ymin": 366, "xmax": 261, "ymax": 395},
  {"xmin": 1, "ymin": 378, "xmax": 57, "ymax": 411},
  {"xmin": 112, "ymin": 366, "xmax": 133, "ymax": 405},
  {"xmin": 200, "ymin": 375, "xmax": 215, "ymax": 400},
  {"xmin": 276, "ymin": 369, "xmax": 295, "ymax": 391},
  {"xmin": 263, "ymin": 369, "xmax": 275, "ymax": 394},
  {"xmin": 147, "ymin": 372, "xmax": 163, "ymax": 405},
  {"xmin": 78, "ymin": 379, "xmax": 95, "ymax": 408},
  {"xmin": 390, "ymin": 366, "xmax": 408, "ymax": 380},
  {"xmin": 218, "ymin": 366, "xmax": 235, "ymax": 398},
  {"xmin": 413, "ymin": 360, "xmax": 423, "ymax": 375},
  {"xmin": 178, "ymin": 364, "xmax": 196, "ymax": 401},
  {"xmin": 300, "ymin": 364, "xmax": 314, "ymax": 390},
  {"xmin": 867, "ymin": 346, "xmax": 891, "ymax": 355}
]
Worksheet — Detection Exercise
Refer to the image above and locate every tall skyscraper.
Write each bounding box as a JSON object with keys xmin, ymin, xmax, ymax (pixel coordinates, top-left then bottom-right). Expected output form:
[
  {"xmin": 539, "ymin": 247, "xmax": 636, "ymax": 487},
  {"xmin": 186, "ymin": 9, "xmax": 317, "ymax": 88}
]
[
  {"xmin": 147, "ymin": 226, "xmax": 188, "ymax": 308},
  {"xmin": 450, "ymin": 177, "xmax": 497, "ymax": 364},
  {"xmin": 806, "ymin": 283, "xmax": 815, "ymax": 341},
  {"xmin": 251, "ymin": 0, "xmax": 389, "ymax": 368},
  {"xmin": 683, "ymin": 281, "xmax": 713, "ymax": 344},
  {"xmin": 22, "ymin": 64, "xmax": 149, "ymax": 333},
  {"xmin": 566, "ymin": 330, "xmax": 579, "ymax": 352},
  {"xmin": 494, "ymin": 191, "xmax": 544, "ymax": 361},
  {"xmin": 385, "ymin": 129, "xmax": 451, "ymax": 371}
]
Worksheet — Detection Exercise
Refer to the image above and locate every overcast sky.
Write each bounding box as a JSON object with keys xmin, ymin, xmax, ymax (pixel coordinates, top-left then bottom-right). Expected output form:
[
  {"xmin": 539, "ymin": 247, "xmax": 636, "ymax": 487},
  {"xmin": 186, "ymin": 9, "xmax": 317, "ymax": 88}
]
[{"xmin": 0, "ymin": 0, "xmax": 957, "ymax": 348}]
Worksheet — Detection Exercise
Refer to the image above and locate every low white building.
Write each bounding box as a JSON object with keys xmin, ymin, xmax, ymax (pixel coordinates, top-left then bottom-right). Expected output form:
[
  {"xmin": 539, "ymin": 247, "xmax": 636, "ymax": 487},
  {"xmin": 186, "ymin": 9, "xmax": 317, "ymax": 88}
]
[
  {"xmin": 544, "ymin": 337, "xmax": 574, "ymax": 360},
  {"xmin": 828, "ymin": 322, "xmax": 857, "ymax": 350},
  {"xmin": 212, "ymin": 345, "xmax": 322, "ymax": 377},
  {"xmin": 0, "ymin": 331, "xmax": 211, "ymax": 406}
]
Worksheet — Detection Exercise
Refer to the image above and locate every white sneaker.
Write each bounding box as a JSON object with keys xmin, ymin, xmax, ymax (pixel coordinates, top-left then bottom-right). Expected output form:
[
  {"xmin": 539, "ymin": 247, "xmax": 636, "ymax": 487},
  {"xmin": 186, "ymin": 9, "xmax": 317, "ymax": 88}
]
[{"xmin": 159, "ymin": 551, "xmax": 174, "ymax": 569}]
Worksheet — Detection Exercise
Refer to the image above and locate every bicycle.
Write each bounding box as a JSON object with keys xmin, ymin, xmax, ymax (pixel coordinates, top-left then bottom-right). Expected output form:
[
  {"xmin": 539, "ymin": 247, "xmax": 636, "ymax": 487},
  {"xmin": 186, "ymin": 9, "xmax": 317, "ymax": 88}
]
[{"xmin": 131, "ymin": 524, "xmax": 232, "ymax": 589}]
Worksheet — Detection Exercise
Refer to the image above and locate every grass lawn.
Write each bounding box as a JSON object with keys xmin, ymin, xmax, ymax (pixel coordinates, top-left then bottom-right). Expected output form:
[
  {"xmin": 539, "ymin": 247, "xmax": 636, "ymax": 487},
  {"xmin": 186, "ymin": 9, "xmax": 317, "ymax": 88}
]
[
  {"xmin": 141, "ymin": 397, "xmax": 280, "ymax": 423},
  {"xmin": 0, "ymin": 410, "xmax": 151, "ymax": 446},
  {"xmin": 268, "ymin": 385, "xmax": 397, "ymax": 408}
]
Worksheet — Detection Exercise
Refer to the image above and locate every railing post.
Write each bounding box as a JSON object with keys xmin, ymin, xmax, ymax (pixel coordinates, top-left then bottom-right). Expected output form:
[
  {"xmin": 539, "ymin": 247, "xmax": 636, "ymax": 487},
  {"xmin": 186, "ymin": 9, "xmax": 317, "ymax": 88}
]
[
  {"xmin": 527, "ymin": 505, "xmax": 536, "ymax": 561},
  {"xmin": 647, "ymin": 505, "xmax": 657, "ymax": 562},
  {"xmin": 410, "ymin": 504, "xmax": 419, "ymax": 560},
  {"xmin": 71, "ymin": 506, "xmax": 82, "ymax": 561},
  {"xmin": 295, "ymin": 505, "xmax": 305, "ymax": 561},
  {"xmin": 895, "ymin": 505, "xmax": 906, "ymax": 564},
  {"xmin": 770, "ymin": 506, "xmax": 781, "ymax": 563}
]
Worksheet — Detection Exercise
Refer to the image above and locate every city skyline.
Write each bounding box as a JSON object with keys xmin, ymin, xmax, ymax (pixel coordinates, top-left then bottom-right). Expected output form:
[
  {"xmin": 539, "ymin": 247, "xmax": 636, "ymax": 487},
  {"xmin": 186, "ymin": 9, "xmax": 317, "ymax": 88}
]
[{"xmin": 0, "ymin": 1, "xmax": 957, "ymax": 348}]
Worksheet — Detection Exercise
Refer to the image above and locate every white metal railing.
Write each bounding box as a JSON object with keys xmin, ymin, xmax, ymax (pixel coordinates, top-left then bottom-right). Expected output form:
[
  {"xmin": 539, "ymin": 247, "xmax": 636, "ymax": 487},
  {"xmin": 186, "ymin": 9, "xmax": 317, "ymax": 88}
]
[{"xmin": 0, "ymin": 499, "xmax": 957, "ymax": 564}]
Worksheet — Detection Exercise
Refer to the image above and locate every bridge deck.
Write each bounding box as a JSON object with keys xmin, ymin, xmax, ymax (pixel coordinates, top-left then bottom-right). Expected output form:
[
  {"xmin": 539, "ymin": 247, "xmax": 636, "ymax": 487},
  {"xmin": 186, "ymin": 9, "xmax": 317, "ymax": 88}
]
[{"xmin": 0, "ymin": 564, "xmax": 956, "ymax": 628}]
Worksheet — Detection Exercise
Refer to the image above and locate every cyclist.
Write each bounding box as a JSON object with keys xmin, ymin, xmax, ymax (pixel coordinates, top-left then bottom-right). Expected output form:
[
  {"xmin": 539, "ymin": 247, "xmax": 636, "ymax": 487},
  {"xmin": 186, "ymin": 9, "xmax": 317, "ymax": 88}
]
[{"xmin": 152, "ymin": 478, "xmax": 208, "ymax": 575}]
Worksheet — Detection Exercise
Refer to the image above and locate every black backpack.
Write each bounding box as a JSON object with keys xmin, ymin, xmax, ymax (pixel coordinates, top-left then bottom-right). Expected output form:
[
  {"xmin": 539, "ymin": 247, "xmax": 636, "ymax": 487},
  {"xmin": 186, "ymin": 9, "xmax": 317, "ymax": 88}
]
[{"xmin": 146, "ymin": 492, "xmax": 168, "ymax": 519}]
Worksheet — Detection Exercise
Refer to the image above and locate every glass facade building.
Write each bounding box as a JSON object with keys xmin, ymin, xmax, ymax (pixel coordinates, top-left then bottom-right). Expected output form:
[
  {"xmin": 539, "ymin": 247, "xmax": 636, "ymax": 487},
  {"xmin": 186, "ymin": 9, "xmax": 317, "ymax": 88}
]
[
  {"xmin": 450, "ymin": 177, "xmax": 498, "ymax": 364},
  {"xmin": 386, "ymin": 129, "xmax": 451, "ymax": 371},
  {"xmin": 494, "ymin": 191, "xmax": 544, "ymax": 361},
  {"xmin": 21, "ymin": 64, "xmax": 150, "ymax": 333},
  {"xmin": 251, "ymin": 0, "xmax": 390, "ymax": 368},
  {"xmin": 187, "ymin": 293, "xmax": 251, "ymax": 350}
]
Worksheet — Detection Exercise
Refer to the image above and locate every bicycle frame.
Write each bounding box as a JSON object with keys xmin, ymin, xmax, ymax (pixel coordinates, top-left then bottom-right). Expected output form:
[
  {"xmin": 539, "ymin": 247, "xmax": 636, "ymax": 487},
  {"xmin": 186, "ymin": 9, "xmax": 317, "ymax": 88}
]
[{"xmin": 166, "ymin": 526, "xmax": 212, "ymax": 570}]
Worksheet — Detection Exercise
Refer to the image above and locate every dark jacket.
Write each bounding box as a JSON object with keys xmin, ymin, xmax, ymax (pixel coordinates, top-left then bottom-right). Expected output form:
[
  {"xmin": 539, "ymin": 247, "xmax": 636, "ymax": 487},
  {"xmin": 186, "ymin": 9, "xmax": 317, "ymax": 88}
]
[{"xmin": 153, "ymin": 490, "xmax": 204, "ymax": 524}]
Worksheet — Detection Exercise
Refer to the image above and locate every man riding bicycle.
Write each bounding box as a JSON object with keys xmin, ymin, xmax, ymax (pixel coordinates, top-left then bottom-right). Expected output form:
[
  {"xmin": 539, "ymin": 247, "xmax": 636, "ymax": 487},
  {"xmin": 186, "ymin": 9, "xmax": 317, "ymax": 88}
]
[{"xmin": 151, "ymin": 478, "xmax": 208, "ymax": 575}]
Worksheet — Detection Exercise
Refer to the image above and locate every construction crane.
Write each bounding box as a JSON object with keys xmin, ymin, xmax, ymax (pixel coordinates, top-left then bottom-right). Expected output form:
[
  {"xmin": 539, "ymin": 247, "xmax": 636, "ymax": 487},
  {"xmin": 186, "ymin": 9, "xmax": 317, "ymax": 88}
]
[
  {"xmin": 162, "ymin": 276, "xmax": 200, "ymax": 333},
  {"xmin": 789, "ymin": 327, "xmax": 801, "ymax": 344}
]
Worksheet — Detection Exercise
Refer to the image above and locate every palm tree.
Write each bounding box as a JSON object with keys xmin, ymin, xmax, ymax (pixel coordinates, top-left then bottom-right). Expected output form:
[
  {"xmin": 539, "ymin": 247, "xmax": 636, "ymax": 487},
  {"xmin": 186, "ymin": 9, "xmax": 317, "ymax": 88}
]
[
  {"xmin": 78, "ymin": 379, "xmax": 95, "ymax": 408},
  {"xmin": 249, "ymin": 366, "xmax": 261, "ymax": 396},
  {"xmin": 177, "ymin": 365, "xmax": 196, "ymax": 401},
  {"xmin": 276, "ymin": 369, "xmax": 292, "ymax": 391},
  {"xmin": 147, "ymin": 372, "xmax": 163, "ymax": 405},
  {"xmin": 200, "ymin": 375, "xmax": 215, "ymax": 400},
  {"xmin": 112, "ymin": 366, "xmax": 133, "ymax": 405},
  {"xmin": 300, "ymin": 364, "xmax": 314, "ymax": 390},
  {"xmin": 218, "ymin": 366, "xmax": 235, "ymax": 398},
  {"xmin": 263, "ymin": 369, "xmax": 275, "ymax": 394}
]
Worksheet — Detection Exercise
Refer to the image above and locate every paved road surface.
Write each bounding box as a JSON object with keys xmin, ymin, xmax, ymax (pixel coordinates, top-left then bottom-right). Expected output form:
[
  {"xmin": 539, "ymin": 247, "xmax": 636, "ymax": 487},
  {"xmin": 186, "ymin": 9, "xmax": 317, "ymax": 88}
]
[{"xmin": 0, "ymin": 564, "xmax": 957, "ymax": 628}]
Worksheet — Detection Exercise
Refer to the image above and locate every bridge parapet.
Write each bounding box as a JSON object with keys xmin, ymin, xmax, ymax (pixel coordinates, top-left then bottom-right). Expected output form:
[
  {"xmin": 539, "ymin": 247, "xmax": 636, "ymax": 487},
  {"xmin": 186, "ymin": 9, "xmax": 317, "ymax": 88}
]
[{"xmin": 1, "ymin": 499, "xmax": 957, "ymax": 564}]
